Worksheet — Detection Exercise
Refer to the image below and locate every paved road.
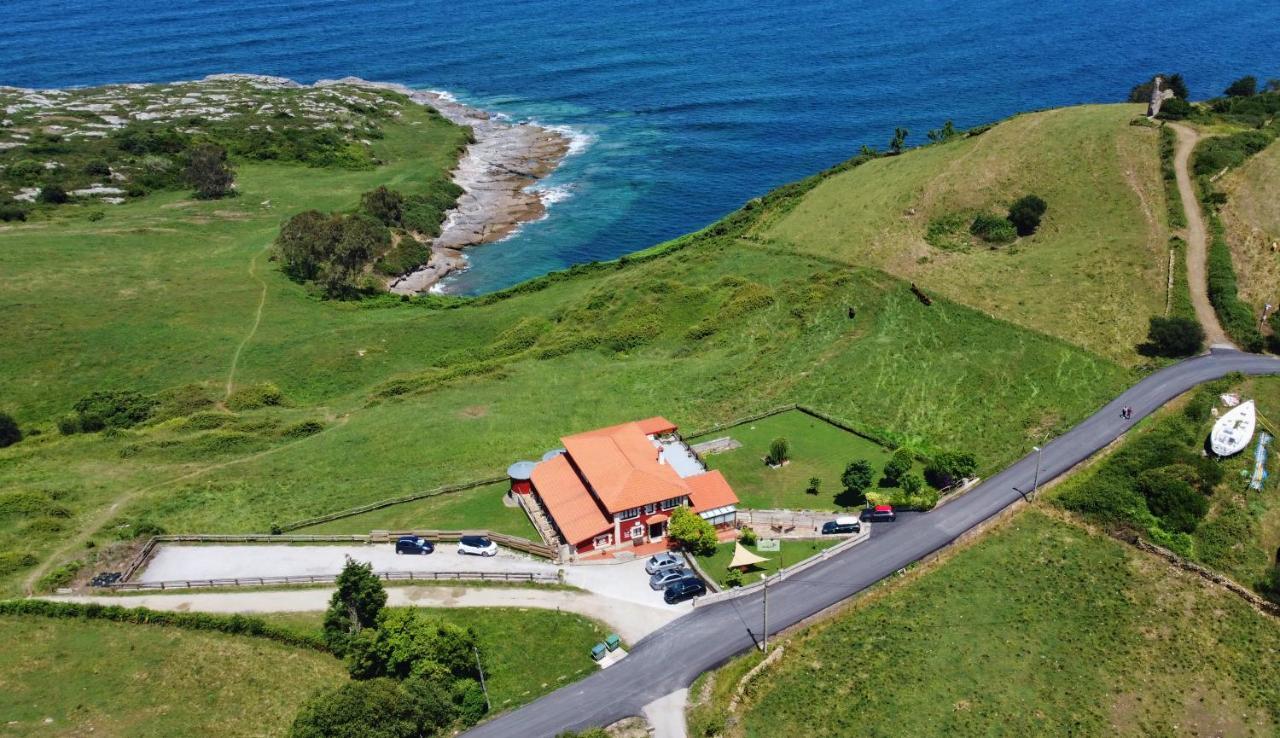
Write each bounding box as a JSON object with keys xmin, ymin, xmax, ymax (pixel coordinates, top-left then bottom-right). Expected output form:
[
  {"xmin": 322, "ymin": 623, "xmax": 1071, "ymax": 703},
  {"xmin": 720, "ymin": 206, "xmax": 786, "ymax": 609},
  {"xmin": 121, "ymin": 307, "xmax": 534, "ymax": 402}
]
[{"xmin": 463, "ymin": 349, "xmax": 1280, "ymax": 737}]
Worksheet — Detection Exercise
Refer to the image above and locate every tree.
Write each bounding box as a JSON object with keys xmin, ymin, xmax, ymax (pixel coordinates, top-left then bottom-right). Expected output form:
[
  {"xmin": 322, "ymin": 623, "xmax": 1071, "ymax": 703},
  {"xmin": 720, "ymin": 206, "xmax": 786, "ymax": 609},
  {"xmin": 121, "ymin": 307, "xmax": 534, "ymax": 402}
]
[
  {"xmin": 927, "ymin": 120, "xmax": 958, "ymax": 143},
  {"xmin": 324, "ymin": 558, "xmax": 387, "ymax": 654},
  {"xmin": 36, "ymin": 184, "xmax": 68, "ymax": 204},
  {"xmin": 924, "ymin": 451, "xmax": 977, "ymax": 490},
  {"xmin": 361, "ymin": 186, "xmax": 405, "ymax": 227},
  {"xmin": 881, "ymin": 449, "xmax": 913, "ymax": 487},
  {"xmin": 900, "ymin": 473, "xmax": 924, "ymax": 495},
  {"xmin": 889, "ymin": 127, "xmax": 909, "ymax": 155},
  {"xmin": 841, "ymin": 460, "xmax": 874, "ymax": 498},
  {"xmin": 806, "ymin": 476, "xmax": 821, "ymax": 495},
  {"xmin": 289, "ymin": 678, "xmax": 421, "ymax": 738},
  {"xmin": 1224, "ymin": 76, "xmax": 1257, "ymax": 98},
  {"xmin": 1129, "ymin": 73, "xmax": 1188, "ymax": 102},
  {"xmin": 275, "ymin": 210, "xmax": 340, "ymax": 282},
  {"xmin": 1007, "ymin": 194, "xmax": 1047, "ymax": 237},
  {"xmin": 767, "ymin": 437, "xmax": 789, "ymax": 465},
  {"xmin": 668, "ymin": 506, "xmax": 718, "ymax": 555},
  {"xmin": 185, "ymin": 143, "xmax": 235, "ymax": 199},
  {"xmin": 0, "ymin": 412, "xmax": 21, "ymax": 448},
  {"xmin": 1268, "ymin": 79, "xmax": 1280, "ymax": 93},
  {"xmin": 1145, "ymin": 316, "xmax": 1205, "ymax": 357},
  {"xmin": 347, "ymin": 609, "xmax": 481, "ymax": 681}
]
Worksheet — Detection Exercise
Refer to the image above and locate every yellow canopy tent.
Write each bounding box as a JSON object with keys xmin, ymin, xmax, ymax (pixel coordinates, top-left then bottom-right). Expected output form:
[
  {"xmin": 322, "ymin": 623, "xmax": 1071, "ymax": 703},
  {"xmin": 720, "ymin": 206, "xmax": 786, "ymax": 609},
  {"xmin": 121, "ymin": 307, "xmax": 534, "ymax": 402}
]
[{"xmin": 728, "ymin": 542, "xmax": 769, "ymax": 570}]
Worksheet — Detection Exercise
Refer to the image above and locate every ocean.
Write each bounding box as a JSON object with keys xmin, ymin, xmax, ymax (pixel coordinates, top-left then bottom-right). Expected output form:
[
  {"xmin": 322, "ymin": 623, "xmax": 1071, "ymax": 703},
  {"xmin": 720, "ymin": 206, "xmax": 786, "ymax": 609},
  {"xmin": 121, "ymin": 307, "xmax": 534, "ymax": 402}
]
[{"xmin": 5, "ymin": 0, "xmax": 1279, "ymax": 293}]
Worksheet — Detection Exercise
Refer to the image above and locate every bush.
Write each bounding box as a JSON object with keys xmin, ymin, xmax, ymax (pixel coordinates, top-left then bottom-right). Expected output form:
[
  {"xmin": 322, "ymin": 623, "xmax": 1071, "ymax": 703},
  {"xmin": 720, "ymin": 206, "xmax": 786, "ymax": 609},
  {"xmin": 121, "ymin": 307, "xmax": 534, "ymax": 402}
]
[
  {"xmin": 1144, "ymin": 315, "xmax": 1205, "ymax": 357},
  {"xmin": 881, "ymin": 448, "xmax": 913, "ymax": 487},
  {"xmin": 226, "ymin": 382, "xmax": 285, "ymax": 411},
  {"xmin": 739, "ymin": 526, "xmax": 758, "ymax": 546},
  {"xmin": 72, "ymin": 390, "xmax": 157, "ymax": 430},
  {"xmin": 1224, "ymin": 76, "xmax": 1257, "ymax": 97},
  {"xmin": 724, "ymin": 568, "xmax": 744, "ymax": 588},
  {"xmin": 767, "ymin": 437, "xmax": 789, "ymax": 465},
  {"xmin": 290, "ymin": 678, "xmax": 422, "ymax": 738},
  {"xmin": 0, "ymin": 203, "xmax": 28, "ymax": 221},
  {"xmin": 185, "ymin": 143, "xmax": 235, "ymax": 199},
  {"xmin": 1156, "ymin": 97, "xmax": 1192, "ymax": 120},
  {"xmin": 924, "ymin": 451, "xmax": 977, "ymax": 490},
  {"xmin": 805, "ymin": 476, "xmax": 821, "ymax": 495},
  {"xmin": 0, "ymin": 412, "xmax": 20, "ymax": 448},
  {"xmin": 1194, "ymin": 131, "xmax": 1273, "ymax": 177},
  {"xmin": 1137, "ymin": 466, "xmax": 1208, "ymax": 533},
  {"xmin": 1205, "ymin": 214, "xmax": 1264, "ymax": 351},
  {"xmin": 901, "ymin": 473, "xmax": 924, "ymax": 495},
  {"xmin": 346, "ymin": 608, "xmax": 481, "ymax": 681},
  {"xmin": 1006, "ymin": 194, "xmax": 1047, "ymax": 237},
  {"xmin": 361, "ymin": 186, "xmax": 405, "ymax": 227},
  {"xmin": 841, "ymin": 460, "xmax": 874, "ymax": 498},
  {"xmin": 37, "ymin": 184, "xmax": 69, "ymax": 204},
  {"xmin": 970, "ymin": 213, "xmax": 1016, "ymax": 244}
]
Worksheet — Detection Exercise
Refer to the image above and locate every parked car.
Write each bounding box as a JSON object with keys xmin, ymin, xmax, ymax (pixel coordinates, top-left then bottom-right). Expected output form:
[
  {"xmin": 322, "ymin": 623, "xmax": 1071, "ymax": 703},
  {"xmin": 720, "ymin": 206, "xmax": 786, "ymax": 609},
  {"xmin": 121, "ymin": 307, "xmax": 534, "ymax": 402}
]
[
  {"xmin": 664, "ymin": 575, "xmax": 707, "ymax": 604},
  {"xmin": 649, "ymin": 567, "xmax": 688, "ymax": 590},
  {"xmin": 395, "ymin": 536, "xmax": 435, "ymax": 555},
  {"xmin": 645, "ymin": 551, "xmax": 683, "ymax": 575},
  {"xmin": 820, "ymin": 516, "xmax": 861, "ymax": 535},
  {"xmin": 861, "ymin": 505, "xmax": 897, "ymax": 523},
  {"xmin": 457, "ymin": 535, "xmax": 499, "ymax": 556}
]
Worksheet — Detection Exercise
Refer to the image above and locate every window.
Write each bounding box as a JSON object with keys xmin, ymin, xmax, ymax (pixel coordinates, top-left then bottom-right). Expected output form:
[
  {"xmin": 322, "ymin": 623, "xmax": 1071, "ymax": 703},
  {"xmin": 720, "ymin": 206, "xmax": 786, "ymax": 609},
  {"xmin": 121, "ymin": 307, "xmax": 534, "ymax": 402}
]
[
  {"xmin": 643, "ymin": 503, "xmax": 657, "ymax": 515},
  {"xmin": 629, "ymin": 522, "xmax": 645, "ymax": 540},
  {"xmin": 593, "ymin": 533, "xmax": 612, "ymax": 549},
  {"xmin": 660, "ymin": 497, "xmax": 682, "ymax": 510},
  {"xmin": 618, "ymin": 507, "xmax": 640, "ymax": 521}
]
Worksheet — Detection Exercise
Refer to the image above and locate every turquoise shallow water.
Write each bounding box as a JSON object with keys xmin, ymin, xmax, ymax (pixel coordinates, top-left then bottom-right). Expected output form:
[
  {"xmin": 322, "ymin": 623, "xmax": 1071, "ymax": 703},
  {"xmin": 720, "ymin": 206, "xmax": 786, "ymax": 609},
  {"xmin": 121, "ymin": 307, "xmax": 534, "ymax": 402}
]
[{"xmin": 5, "ymin": 0, "xmax": 1279, "ymax": 293}]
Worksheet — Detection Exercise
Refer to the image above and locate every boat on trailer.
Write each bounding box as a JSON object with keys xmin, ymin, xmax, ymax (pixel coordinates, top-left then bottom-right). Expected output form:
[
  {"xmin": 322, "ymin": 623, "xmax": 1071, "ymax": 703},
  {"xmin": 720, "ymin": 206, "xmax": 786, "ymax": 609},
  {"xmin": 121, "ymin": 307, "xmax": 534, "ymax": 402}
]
[{"xmin": 1211, "ymin": 400, "xmax": 1256, "ymax": 457}]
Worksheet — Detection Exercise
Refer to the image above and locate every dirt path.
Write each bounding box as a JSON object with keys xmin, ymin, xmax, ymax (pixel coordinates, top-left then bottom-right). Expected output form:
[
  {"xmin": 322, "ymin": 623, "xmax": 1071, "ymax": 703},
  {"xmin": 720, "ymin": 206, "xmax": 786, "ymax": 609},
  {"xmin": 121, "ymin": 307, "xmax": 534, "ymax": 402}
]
[
  {"xmin": 1169, "ymin": 122, "xmax": 1234, "ymax": 348},
  {"xmin": 225, "ymin": 243, "xmax": 270, "ymax": 400},
  {"xmin": 46, "ymin": 585, "xmax": 677, "ymax": 643},
  {"xmin": 22, "ymin": 414, "xmax": 348, "ymax": 595}
]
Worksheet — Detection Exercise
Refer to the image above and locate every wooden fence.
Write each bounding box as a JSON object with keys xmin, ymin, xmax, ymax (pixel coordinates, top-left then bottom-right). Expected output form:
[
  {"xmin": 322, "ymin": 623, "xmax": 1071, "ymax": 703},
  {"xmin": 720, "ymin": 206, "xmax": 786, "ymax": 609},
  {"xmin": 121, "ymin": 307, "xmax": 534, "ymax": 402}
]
[
  {"xmin": 108, "ymin": 569, "xmax": 559, "ymax": 592},
  {"xmin": 277, "ymin": 476, "xmax": 507, "ymax": 532},
  {"xmin": 116, "ymin": 530, "xmax": 558, "ymax": 586}
]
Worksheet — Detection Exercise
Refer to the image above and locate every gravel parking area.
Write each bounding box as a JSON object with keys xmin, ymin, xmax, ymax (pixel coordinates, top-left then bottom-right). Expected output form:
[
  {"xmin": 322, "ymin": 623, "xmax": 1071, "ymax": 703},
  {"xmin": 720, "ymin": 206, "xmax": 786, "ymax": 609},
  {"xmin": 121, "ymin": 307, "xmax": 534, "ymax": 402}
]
[{"xmin": 139, "ymin": 543, "xmax": 555, "ymax": 582}]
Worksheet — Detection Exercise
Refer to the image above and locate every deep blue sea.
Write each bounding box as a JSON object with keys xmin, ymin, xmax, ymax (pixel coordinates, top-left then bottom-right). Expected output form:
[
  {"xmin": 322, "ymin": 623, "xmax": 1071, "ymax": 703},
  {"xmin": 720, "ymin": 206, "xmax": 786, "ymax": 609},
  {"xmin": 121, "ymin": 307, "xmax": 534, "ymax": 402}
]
[{"xmin": 5, "ymin": 0, "xmax": 1279, "ymax": 293}]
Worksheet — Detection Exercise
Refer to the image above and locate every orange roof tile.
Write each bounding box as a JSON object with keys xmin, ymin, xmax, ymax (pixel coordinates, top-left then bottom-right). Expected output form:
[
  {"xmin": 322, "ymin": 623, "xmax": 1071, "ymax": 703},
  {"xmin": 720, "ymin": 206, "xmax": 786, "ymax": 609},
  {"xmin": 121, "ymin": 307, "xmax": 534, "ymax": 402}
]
[
  {"xmin": 530, "ymin": 455, "xmax": 611, "ymax": 546},
  {"xmin": 636, "ymin": 416, "xmax": 677, "ymax": 435},
  {"xmin": 562, "ymin": 422, "xmax": 689, "ymax": 512},
  {"xmin": 686, "ymin": 470, "xmax": 739, "ymax": 512}
]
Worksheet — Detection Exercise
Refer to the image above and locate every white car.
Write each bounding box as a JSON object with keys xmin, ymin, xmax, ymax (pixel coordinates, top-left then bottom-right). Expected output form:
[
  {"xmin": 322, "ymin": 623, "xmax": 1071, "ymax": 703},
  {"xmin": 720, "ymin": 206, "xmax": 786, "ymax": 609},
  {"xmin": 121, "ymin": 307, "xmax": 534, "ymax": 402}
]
[
  {"xmin": 645, "ymin": 552, "xmax": 682, "ymax": 575},
  {"xmin": 457, "ymin": 535, "xmax": 499, "ymax": 556}
]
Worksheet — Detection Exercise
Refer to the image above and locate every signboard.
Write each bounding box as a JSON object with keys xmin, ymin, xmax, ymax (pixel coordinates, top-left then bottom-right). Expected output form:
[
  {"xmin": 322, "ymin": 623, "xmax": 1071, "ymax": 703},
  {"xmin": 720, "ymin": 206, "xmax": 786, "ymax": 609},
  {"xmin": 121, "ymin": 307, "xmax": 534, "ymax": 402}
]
[{"xmin": 756, "ymin": 538, "xmax": 780, "ymax": 552}]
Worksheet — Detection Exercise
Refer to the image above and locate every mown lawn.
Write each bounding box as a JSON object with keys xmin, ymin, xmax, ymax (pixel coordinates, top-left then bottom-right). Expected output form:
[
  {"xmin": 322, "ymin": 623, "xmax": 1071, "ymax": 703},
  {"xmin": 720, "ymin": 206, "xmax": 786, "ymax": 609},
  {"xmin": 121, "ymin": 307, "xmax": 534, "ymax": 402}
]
[
  {"xmin": 763, "ymin": 104, "xmax": 1169, "ymax": 364},
  {"xmin": 693, "ymin": 537, "xmax": 840, "ymax": 588},
  {"xmin": 299, "ymin": 482, "xmax": 537, "ymax": 538},
  {"xmin": 0, "ymin": 615, "xmax": 345, "ymax": 737},
  {"xmin": 260, "ymin": 606, "xmax": 611, "ymax": 711},
  {"xmin": 700, "ymin": 410, "xmax": 922, "ymax": 510},
  {"xmin": 689, "ymin": 510, "xmax": 1280, "ymax": 737}
]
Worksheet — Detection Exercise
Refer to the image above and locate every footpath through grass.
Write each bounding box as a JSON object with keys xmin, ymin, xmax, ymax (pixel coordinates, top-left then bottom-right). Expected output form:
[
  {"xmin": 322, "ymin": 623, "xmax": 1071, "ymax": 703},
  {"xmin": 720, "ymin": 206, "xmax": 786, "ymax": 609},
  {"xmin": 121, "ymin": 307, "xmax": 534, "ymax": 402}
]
[
  {"xmin": 0, "ymin": 614, "xmax": 345, "ymax": 737},
  {"xmin": 690, "ymin": 509, "xmax": 1280, "ymax": 737}
]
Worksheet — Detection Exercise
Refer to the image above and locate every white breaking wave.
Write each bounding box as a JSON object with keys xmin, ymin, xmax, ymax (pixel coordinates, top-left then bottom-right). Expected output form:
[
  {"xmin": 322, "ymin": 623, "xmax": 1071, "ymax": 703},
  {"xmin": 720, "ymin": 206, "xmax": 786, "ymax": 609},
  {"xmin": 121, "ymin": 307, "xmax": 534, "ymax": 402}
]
[
  {"xmin": 539, "ymin": 122, "xmax": 594, "ymax": 156},
  {"xmin": 531, "ymin": 183, "xmax": 575, "ymax": 206}
]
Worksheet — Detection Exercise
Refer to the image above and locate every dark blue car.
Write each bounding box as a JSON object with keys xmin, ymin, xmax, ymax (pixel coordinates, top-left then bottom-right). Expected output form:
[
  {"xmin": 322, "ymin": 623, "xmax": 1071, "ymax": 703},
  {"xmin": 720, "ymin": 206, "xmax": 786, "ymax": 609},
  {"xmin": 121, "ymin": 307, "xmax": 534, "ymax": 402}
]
[
  {"xmin": 395, "ymin": 536, "xmax": 435, "ymax": 555},
  {"xmin": 663, "ymin": 575, "xmax": 706, "ymax": 604}
]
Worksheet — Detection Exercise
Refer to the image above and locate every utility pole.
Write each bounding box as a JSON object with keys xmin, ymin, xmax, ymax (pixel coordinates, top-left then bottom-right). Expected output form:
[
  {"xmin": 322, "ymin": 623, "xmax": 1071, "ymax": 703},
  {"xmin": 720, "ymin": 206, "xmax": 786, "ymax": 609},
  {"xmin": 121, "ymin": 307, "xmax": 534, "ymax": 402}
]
[
  {"xmin": 761, "ymin": 575, "xmax": 769, "ymax": 654},
  {"xmin": 1031, "ymin": 445, "xmax": 1043, "ymax": 499},
  {"xmin": 474, "ymin": 646, "xmax": 491, "ymax": 711}
]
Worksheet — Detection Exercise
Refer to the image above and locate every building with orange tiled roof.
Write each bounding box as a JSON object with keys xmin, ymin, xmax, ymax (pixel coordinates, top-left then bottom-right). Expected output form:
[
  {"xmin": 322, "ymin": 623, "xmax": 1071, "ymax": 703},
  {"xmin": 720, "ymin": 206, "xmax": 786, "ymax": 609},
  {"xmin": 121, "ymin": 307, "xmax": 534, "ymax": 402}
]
[{"xmin": 516, "ymin": 417, "xmax": 739, "ymax": 554}]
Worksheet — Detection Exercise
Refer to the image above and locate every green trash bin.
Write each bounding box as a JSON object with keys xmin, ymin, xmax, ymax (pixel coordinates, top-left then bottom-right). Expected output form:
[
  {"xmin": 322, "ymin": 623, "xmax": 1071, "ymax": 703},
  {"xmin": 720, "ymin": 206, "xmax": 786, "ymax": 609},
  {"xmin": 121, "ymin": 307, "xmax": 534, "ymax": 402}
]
[
  {"xmin": 604, "ymin": 634, "xmax": 621, "ymax": 652},
  {"xmin": 591, "ymin": 642, "xmax": 607, "ymax": 661}
]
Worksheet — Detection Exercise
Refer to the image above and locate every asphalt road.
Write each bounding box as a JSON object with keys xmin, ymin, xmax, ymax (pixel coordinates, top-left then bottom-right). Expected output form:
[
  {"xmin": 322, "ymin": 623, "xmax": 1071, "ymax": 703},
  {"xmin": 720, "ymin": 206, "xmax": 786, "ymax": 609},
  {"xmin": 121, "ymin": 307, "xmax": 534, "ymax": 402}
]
[{"xmin": 464, "ymin": 349, "xmax": 1280, "ymax": 737}]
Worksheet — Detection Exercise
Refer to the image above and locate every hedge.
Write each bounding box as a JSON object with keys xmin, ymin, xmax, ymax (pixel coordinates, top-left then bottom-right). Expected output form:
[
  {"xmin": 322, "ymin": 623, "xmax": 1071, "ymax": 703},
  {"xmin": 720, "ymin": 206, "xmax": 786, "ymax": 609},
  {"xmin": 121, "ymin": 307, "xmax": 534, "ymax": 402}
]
[
  {"xmin": 1204, "ymin": 213, "xmax": 1263, "ymax": 351},
  {"xmin": 0, "ymin": 599, "xmax": 330, "ymax": 652}
]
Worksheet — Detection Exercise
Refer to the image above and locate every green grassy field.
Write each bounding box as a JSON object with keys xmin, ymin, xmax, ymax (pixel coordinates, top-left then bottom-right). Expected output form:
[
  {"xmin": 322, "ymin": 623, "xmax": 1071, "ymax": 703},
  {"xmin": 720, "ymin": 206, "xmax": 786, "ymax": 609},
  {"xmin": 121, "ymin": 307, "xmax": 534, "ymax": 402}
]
[
  {"xmin": 297, "ymin": 482, "xmax": 537, "ymax": 537},
  {"xmin": 688, "ymin": 510, "xmax": 1280, "ymax": 737},
  {"xmin": 1221, "ymin": 138, "xmax": 1280, "ymax": 310},
  {"xmin": 0, "ymin": 614, "xmax": 346, "ymax": 737},
  {"xmin": 700, "ymin": 410, "xmax": 923, "ymax": 510},
  {"xmin": 259, "ymin": 606, "xmax": 611, "ymax": 711},
  {"xmin": 760, "ymin": 104, "xmax": 1170, "ymax": 364},
  {"xmin": 693, "ymin": 537, "xmax": 840, "ymax": 588},
  {"xmin": 0, "ymin": 97, "xmax": 1136, "ymax": 595}
]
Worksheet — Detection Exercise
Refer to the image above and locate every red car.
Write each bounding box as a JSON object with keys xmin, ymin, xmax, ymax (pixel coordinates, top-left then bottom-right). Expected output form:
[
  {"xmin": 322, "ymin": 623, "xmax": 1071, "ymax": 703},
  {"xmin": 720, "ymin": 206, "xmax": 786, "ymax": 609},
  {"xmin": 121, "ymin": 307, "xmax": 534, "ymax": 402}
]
[{"xmin": 862, "ymin": 505, "xmax": 897, "ymax": 523}]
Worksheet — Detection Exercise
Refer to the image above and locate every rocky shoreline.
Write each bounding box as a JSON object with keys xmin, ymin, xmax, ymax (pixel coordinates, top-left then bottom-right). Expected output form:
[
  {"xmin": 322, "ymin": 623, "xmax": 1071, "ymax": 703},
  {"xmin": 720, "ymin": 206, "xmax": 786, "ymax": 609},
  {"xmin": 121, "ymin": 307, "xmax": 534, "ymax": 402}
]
[{"xmin": 314, "ymin": 77, "xmax": 571, "ymax": 294}]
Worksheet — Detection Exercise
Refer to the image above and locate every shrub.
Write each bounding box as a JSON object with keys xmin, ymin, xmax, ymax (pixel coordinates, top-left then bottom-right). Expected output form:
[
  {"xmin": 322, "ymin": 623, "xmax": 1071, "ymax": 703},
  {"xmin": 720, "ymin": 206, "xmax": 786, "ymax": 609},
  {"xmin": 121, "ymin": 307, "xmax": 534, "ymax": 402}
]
[
  {"xmin": 1156, "ymin": 97, "xmax": 1192, "ymax": 120},
  {"xmin": 1144, "ymin": 315, "xmax": 1204, "ymax": 357},
  {"xmin": 669, "ymin": 506, "xmax": 718, "ymax": 556},
  {"xmin": 36, "ymin": 560, "xmax": 83, "ymax": 591},
  {"xmin": 901, "ymin": 473, "xmax": 924, "ymax": 495},
  {"xmin": 0, "ymin": 551, "xmax": 39, "ymax": 576},
  {"xmin": 185, "ymin": 143, "xmax": 235, "ymax": 199},
  {"xmin": 1205, "ymin": 214, "xmax": 1264, "ymax": 350},
  {"xmin": 924, "ymin": 451, "xmax": 977, "ymax": 490},
  {"xmin": 970, "ymin": 213, "xmax": 1016, "ymax": 244},
  {"xmin": 72, "ymin": 389, "xmax": 157, "ymax": 430},
  {"xmin": 806, "ymin": 476, "xmax": 821, "ymax": 495},
  {"xmin": 1006, "ymin": 194, "xmax": 1047, "ymax": 237},
  {"xmin": 881, "ymin": 448, "xmax": 913, "ymax": 487},
  {"xmin": 37, "ymin": 184, "xmax": 69, "ymax": 204},
  {"xmin": 290, "ymin": 678, "xmax": 422, "ymax": 738},
  {"xmin": 1137, "ymin": 466, "xmax": 1208, "ymax": 533},
  {"xmin": 1224, "ymin": 75, "xmax": 1257, "ymax": 97},
  {"xmin": 767, "ymin": 437, "xmax": 789, "ymax": 465},
  {"xmin": 1129, "ymin": 74, "xmax": 1188, "ymax": 102},
  {"xmin": 0, "ymin": 412, "xmax": 21, "ymax": 448},
  {"xmin": 724, "ymin": 568, "xmax": 744, "ymax": 588},
  {"xmin": 56, "ymin": 414, "xmax": 80, "ymax": 435},
  {"xmin": 739, "ymin": 526, "xmax": 758, "ymax": 546},
  {"xmin": 346, "ymin": 608, "xmax": 481, "ymax": 681},
  {"xmin": 361, "ymin": 186, "xmax": 405, "ymax": 227},
  {"xmin": 280, "ymin": 419, "xmax": 325, "ymax": 438},
  {"xmin": 83, "ymin": 159, "xmax": 112, "ymax": 177},
  {"xmin": 0, "ymin": 203, "xmax": 28, "ymax": 221},
  {"xmin": 226, "ymin": 382, "xmax": 285, "ymax": 411},
  {"xmin": 1194, "ymin": 130, "xmax": 1273, "ymax": 176}
]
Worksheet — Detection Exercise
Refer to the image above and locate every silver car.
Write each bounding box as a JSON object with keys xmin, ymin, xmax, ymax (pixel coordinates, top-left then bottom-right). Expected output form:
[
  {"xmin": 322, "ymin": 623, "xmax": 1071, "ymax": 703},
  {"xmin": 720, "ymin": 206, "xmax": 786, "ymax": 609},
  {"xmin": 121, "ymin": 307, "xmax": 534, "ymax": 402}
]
[
  {"xmin": 645, "ymin": 552, "xmax": 682, "ymax": 575},
  {"xmin": 649, "ymin": 567, "xmax": 687, "ymax": 590}
]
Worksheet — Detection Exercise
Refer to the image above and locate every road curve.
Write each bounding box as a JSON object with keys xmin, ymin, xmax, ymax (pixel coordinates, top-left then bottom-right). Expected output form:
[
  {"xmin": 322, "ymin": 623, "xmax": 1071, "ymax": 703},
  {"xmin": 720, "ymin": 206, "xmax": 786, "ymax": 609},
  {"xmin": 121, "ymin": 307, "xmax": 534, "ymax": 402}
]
[{"xmin": 464, "ymin": 349, "xmax": 1280, "ymax": 737}]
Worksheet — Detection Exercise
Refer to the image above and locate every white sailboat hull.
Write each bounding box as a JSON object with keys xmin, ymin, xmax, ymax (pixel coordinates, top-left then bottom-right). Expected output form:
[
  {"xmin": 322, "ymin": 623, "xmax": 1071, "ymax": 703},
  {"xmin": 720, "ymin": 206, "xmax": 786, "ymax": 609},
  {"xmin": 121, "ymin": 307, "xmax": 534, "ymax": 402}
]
[{"xmin": 1211, "ymin": 400, "xmax": 1256, "ymax": 457}]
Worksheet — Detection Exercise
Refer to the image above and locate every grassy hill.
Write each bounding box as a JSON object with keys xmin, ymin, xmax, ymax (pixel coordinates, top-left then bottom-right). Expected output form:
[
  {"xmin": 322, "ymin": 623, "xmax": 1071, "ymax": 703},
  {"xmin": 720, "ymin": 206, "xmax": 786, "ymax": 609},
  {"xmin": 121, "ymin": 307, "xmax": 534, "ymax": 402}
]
[
  {"xmin": 0, "ymin": 89, "xmax": 1147, "ymax": 594},
  {"xmin": 688, "ymin": 510, "xmax": 1280, "ymax": 737},
  {"xmin": 1221, "ymin": 138, "xmax": 1280, "ymax": 310},
  {"xmin": 758, "ymin": 104, "xmax": 1170, "ymax": 363}
]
